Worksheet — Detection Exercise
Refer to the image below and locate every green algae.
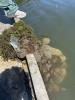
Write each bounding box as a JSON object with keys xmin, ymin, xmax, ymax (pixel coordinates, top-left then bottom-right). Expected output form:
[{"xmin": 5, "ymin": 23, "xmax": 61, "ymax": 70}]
[
  {"xmin": 0, "ymin": 21, "xmax": 41, "ymax": 60},
  {"xmin": 3, "ymin": 21, "xmax": 33, "ymax": 37},
  {"xmin": 15, "ymin": 0, "xmax": 29, "ymax": 4}
]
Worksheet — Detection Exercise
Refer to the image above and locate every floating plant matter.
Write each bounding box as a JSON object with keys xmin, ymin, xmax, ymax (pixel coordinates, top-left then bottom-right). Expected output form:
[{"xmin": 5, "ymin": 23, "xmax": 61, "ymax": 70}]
[{"xmin": 0, "ymin": 21, "xmax": 67, "ymax": 97}]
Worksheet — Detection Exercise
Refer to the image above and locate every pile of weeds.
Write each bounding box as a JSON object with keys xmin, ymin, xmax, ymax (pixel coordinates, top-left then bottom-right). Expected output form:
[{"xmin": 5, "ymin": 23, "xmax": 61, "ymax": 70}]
[{"xmin": 0, "ymin": 21, "xmax": 37, "ymax": 60}]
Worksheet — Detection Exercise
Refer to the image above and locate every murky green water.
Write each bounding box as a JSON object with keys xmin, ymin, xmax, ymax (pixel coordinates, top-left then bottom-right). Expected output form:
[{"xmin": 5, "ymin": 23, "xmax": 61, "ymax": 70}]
[{"xmin": 20, "ymin": 0, "xmax": 75, "ymax": 100}]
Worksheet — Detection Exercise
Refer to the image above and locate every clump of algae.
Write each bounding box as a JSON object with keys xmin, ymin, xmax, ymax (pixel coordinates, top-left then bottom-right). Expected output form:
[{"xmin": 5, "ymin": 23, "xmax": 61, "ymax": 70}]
[
  {"xmin": 0, "ymin": 20, "xmax": 39, "ymax": 60},
  {"xmin": 0, "ymin": 31, "xmax": 16, "ymax": 60},
  {"xmin": 15, "ymin": 0, "xmax": 29, "ymax": 4},
  {"xmin": 0, "ymin": 21, "xmax": 67, "ymax": 97}
]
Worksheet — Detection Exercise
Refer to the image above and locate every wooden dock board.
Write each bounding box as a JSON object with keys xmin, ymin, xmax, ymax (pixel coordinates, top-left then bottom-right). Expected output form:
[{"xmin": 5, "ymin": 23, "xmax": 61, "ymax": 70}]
[{"xmin": 26, "ymin": 54, "xmax": 49, "ymax": 100}]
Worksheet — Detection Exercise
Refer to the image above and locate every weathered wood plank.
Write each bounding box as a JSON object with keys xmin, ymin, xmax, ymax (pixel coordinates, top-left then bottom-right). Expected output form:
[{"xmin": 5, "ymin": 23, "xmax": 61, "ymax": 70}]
[{"xmin": 26, "ymin": 54, "xmax": 49, "ymax": 100}]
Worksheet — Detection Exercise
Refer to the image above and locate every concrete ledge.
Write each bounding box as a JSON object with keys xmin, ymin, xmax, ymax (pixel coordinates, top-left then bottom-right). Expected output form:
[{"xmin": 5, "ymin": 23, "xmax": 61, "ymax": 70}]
[
  {"xmin": 26, "ymin": 54, "xmax": 49, "ymax": 100},
  {"xmin": 0, "ymin": 22, "xmax": 12, "ymax": 35}
]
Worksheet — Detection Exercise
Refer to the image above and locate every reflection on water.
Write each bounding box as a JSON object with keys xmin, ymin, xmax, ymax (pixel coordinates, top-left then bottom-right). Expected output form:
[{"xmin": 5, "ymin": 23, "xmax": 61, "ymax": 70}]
[{"xmin": 19, "ymin": 0, "xmax": 75, "ymax": 100}]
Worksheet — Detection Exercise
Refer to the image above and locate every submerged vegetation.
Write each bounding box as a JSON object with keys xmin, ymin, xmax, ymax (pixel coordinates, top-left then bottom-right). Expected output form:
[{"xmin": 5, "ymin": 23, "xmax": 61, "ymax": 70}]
[
  {"xmin": 15, "ymin": 0, "xmax": 29, "ymax": 4},
  {"xmin": 0, "ymin": 20, "xmax": 67, "ymax": 98}
]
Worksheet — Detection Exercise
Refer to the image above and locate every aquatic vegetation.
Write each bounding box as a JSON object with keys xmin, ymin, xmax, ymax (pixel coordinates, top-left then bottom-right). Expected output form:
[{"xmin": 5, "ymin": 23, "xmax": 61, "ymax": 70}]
[
  {"xmin": 0, "ymin": 21, "xmax": 67, "ymax": 96},
  {"xmin": 0, "ymin": 20, "xmax": 37, "ymax": 60},
  {"xmin": 8, "ymin": 20, "xmax": 34, "ymax": 38},
  {"xmin": 15, "ymin": 0, "xmax": 29, "ymax": 4},
  {"xmin": 0, "ymin": 32, "xmax": 16, "ymax": 60},
  {"xmin": 37, "ymin": 39, "xmax": 67, "ymax": 94}
]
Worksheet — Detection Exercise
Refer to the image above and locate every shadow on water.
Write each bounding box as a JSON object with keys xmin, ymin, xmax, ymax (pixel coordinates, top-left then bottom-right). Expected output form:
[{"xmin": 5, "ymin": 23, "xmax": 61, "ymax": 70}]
[
  {"xmin": 0, "ymin": 67, "xmax": 32, "ymax": 100},
  {"xmin": 0, "ymin": 9, "xmax": 15, "ymax": 24}
]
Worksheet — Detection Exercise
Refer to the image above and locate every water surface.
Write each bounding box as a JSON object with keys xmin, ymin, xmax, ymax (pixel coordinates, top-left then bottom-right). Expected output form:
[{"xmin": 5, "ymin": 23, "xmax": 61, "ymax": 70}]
[{"xmin": 20, "ymin": 0, "xmax": 75, "ymax": 100}]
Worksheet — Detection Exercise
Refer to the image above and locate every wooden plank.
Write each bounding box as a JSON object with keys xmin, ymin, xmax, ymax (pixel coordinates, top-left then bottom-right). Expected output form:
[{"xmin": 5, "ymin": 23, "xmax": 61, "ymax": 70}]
[{"xmin": 26, "ymin": 54, "xmax": 49, "ymax": 100}]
